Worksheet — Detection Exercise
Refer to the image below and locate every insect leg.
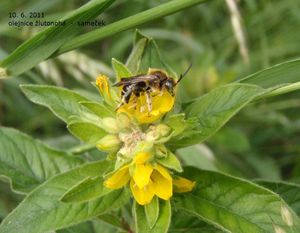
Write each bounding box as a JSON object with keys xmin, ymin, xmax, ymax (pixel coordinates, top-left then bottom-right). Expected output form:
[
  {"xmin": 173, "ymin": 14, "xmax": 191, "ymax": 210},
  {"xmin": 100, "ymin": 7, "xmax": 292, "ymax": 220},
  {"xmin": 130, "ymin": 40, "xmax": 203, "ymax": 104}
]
[
  {"xmin": 115, "ymin": 86, "xmax": 133, "ymax": 111},
  {"xmin": 145, "ymin": 88, "xmax": 152, "ymax": 114}
]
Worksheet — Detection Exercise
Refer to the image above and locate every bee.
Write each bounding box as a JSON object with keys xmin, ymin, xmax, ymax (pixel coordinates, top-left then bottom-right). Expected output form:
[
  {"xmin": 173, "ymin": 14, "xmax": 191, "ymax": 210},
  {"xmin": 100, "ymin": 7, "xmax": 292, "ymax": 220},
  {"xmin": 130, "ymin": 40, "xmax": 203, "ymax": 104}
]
[{"xmin": 114, "ymin": 64, "xmax": 192, "ymax": 112}]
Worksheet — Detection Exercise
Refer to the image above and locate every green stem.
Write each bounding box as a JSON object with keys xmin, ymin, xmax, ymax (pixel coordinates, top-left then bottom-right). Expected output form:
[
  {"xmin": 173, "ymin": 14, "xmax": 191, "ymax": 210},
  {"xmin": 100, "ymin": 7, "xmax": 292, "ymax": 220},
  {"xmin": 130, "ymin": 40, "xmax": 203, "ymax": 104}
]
[{"xmin": 55, "ymin": 0, "xmax": 207, "ymax": 56}]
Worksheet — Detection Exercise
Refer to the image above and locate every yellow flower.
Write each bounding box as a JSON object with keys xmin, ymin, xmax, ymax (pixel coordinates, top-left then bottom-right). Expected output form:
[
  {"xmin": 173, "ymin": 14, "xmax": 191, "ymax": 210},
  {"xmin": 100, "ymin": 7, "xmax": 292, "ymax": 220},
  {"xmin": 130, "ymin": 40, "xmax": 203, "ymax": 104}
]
[
  {"xmin": 173, "ymin": 176, "xmax": 196, "ymax": 193},
  {"xmin": 104, "ymin": 152, "xmax": 173, "ymax": 205},
  {"xmin": 95, "ymin": 75, "xmax": 117, "ymax": 107},
  {"xmin": 104, "ymin": 164, "xmax": 130, "ymax": 189},
  {"xmin": 131, "ymin": 164, "xmax": 173, "ymax": 205},
  {"xmin": 96, "ymin": 75, "xmax": 111, "ymax": 99},
  {"xmin": 117, "ymin": 89, "xmax": 175, "ymax": 124}
]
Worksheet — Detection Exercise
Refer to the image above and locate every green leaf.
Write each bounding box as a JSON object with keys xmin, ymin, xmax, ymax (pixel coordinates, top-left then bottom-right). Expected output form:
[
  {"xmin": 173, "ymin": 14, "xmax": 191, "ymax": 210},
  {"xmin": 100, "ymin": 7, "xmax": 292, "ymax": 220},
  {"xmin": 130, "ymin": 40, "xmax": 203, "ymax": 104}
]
[
  {"xmin": 93, "ymin": 218, "xmax": 121, "ymax": 233},
  {"xmin": 157, "ymin": 152, "xmax": 182, "ymax": 173},
  {"xmin": 21, "ymin": 85, "xmax": 94, "ymax": 123},
  {"xmin": 61, "ymin": 176, "xmax": 112, "ymax": 203},
  {"xmin": 139, "ymin": 39, "xmax": 177, "ymax": 78},
  {"xmin": 126, "ymin": 37, "xmax": 148, "ymax": 74},
  {"xmin": 170, "ymin": 211, "xmax": 223, "ymax": 233},
  {"xmin": 80, "ymin": 101, "xmax": 115, "ymax": 118},
  {"xmin": 164, "ymin": 113, "xmax": 187, "ymax": 137},
  {"xmin": 97, "ymin": 213, "xmax": 124, "ymax": 231},
  {"xmin": 239, "ymin": 59, "xmax": 300, "ymax": 88},
  {"xmin": 174, "ymin": 167, "xmax": 300, "ymax": 233},
  {"xmin": 176, "ymin": 145, "xmax": 218, "ymax": 172},
  {"xmin": 55, "ymin": 0, "xmax": 208, "ymax": 56},
  {"xmin": 57, "ymin": 222, "xmax": 95, "ymax": 233},
  {"xmin": 0, "ymin": 127, "xmax": 83, "ymax": 194},
  {"xmin": 67, "ymin": 121, "xmax": 107, "ymax": 144},
  {"xmin": 0, "ymin": 161, "xmax": 130, "ymax": 233},
  {"xmin": 134, "ymin": 200, "xmax": 171, "ymax": 233},
  {"xmin": 211, "ymin": 127, "xmax": 250, "ymax": 153},
  {"xmin": 0, "ymin": 0, "xmax": 116, "ymax": 77},
  {"xmin": 144, "ymin": 197, "xmax": 159, "ymax": 229},
  {"xmin": 112, "ymin": 58, "xmax": 133, "ymax": 81},
  {"xmin": 168, "ymin": 84, "xmax": 265, "ymax": 149},
  {"xmin": 257, "ymin": 180, "xmax": 300, "ymax": 216}
]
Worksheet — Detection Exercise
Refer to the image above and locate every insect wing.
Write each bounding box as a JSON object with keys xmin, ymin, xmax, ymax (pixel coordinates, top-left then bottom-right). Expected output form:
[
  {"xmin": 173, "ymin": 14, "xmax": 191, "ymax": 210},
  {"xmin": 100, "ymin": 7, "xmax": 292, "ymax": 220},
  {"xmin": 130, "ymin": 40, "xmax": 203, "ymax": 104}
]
[{"xmin": 113, "ymin": 75, "xmax": 157, "ymax": 87}]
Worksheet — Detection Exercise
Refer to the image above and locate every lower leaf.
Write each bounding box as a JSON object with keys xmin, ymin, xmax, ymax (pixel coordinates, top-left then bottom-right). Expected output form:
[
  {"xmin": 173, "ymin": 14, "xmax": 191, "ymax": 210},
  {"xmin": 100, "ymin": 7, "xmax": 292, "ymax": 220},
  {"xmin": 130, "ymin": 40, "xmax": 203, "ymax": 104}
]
[
  {"xmin": 257, "ymin": 180, "xmax": 300, "ymax": 216},
  {"xmin": 0, "ymin": 160, "xmax": 130, "ymax": 233},
  {"xmin": 173, "ymin": 167, "xmax": 300, "ymax": 233},
  {"xmin": 0, "ymin": 127, "xmax": 83, "ymax": 194},
  {"xmin": 134, "ymin": 200, "xmax": 171, "ymax": 233}
]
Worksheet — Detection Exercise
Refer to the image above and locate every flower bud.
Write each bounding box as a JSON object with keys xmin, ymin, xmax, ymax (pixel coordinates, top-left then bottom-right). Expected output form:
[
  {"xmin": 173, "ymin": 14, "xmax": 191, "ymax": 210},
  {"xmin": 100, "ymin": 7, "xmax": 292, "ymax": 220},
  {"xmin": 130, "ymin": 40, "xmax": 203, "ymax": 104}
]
[
  {"xmin": 173, "ymin": 177, "xmax": 196, "ymax": 193},
  {"xmin": 116, "ymin": 113, "xmax": 131, "ymax": 129},
  {"xmin": 101, "ymin": 117, "xmax": 119, "ymax": 134},
  {"xmin": 156, "ymin": 124, "xmax": 171, "ymax": 137},
  {"xmin": 146, "ymin": 124, "xmax": 171, "ymax": 142},
  {"xmin": 96, "ymin": 134, "xmax": 121, "ymax": 152},
  {"xmin": 155, "ymin": 144, "xmax": 168, "ymax": 158}
]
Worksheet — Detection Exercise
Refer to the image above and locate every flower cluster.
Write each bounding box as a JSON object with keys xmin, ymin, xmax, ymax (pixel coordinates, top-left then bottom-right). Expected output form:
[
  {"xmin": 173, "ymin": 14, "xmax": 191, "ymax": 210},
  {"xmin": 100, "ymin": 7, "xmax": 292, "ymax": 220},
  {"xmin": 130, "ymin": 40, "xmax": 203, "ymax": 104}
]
[{"xmin": 95, "ymin": 69, "xmax": 195, "ymax": 205}]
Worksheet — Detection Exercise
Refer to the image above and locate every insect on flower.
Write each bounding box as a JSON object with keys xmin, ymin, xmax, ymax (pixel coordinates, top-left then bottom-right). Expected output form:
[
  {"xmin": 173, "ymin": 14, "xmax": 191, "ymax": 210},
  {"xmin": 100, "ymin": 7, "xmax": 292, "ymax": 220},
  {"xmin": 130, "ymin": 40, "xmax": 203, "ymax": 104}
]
[{"xmin": 114, "ymin": 64, "xmax": 192, "ymax": 112}]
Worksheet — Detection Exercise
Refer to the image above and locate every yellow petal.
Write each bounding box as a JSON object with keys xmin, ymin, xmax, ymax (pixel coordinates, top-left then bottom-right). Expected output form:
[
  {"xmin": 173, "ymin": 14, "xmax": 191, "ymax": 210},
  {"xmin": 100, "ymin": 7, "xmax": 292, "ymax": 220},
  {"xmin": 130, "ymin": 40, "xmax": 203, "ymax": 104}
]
[
  {"xmin": 151, "ymin": 91, "xmax": 174, "ymax": 113},
  {"xmin": 134, "ymin": 152, "xmax": 152, "ymax": 164},
  {"xmin": 96, "ymin": 75, "xmax": 111, "ymax": 99},
  {"xmin": 173, "ymin": 177, "xmax": 196, "ymax": 193},
  {"xmin": 150, "ymin": 170, "xmax": 172, "ymax": 200},
  {"xmin": 96, "ymin": 75, "xmax": 117, "ymax": 106},
  {"xmin": 154, "ymin": 164, "xmax": 172, "ymax": 181},
  {"xmin": 104, "ymin": 165, "xmax": 130, "ymax": 189},
  {"xmin": 117, "ymin": 89, "xmax": 175, "ymax": 124},
  {"xmin": 133, "ymin": 163, "xmax": 153, "ymax": 189},
  {"xmin": 130, "ymin": 179, "xmax": 154, "ymax": 205}
]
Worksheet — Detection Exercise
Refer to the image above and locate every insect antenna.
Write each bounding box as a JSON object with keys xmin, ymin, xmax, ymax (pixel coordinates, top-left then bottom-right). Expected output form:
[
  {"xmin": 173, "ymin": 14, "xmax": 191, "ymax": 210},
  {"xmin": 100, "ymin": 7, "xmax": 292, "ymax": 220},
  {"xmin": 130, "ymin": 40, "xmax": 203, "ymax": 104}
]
[{"xmin": 176, "ymin": 63, "xmax": 192, "ymax": 84}]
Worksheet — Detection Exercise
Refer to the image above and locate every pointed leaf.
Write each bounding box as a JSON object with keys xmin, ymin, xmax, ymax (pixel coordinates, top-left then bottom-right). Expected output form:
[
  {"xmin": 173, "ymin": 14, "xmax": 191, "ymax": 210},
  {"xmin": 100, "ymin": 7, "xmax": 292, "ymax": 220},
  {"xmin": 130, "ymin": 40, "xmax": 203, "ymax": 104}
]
[
  {"xmin": 257, "ymin": 180, "xmax": 300, "ymax": 216},
  {"xmin": 174, "ymin": 167, "xmax": 300, "ymax": 233},
  {"xmin": 157, "ymin": 152, "xmax": 182, "ymax": 172},
  {"xmin": 57, "ymin": 222, "xmax": 95, "ymax": 233},
  {"xmin": 61, "ymin": 176, "xmax": 112, "ymax": 203},
  {"xmin": 139, "ymin": 39, "xmax": 177, "ymax": 78},
  {"xmin": 169, "ymin": 84, "xmax": 265, "ymax": 149},
  {"xmin": 134, "ymin": 200, "xmax": 171, "ymax": 233},
  {"xmin": 112, "ymin": 58, "xmax": 132, "ymax": 81},
  {"xmin": 67, "ymin": 121, "xmax": 107, "ymax": 144},
  {"xmin": 144, "ymin": 197, "xmax": 159, "ymax": 229},
  {"xmin": 0, "ymin": 161, "xmax": 130, "ymax": 233},
  {"xmin": 21, "ymin": 85, "xmax": 95, "ymax": 123},
  {"xmin": 0, "ymin": 127, "xmax": 83, "ymax": 193},
  {"xmin": 170, "ymin": 211, "xmax": 223, "ymax": 233},
  {"xmin": 239, "ymin": 59, "xmax": 300, "ymax": 88},
  {"xmin": 80, "ymin": 101, "xmax": 115, "ymax": 118},
  {"xmin": 126, "ymin": 37, "xmax": 148, "ymax": 74}
]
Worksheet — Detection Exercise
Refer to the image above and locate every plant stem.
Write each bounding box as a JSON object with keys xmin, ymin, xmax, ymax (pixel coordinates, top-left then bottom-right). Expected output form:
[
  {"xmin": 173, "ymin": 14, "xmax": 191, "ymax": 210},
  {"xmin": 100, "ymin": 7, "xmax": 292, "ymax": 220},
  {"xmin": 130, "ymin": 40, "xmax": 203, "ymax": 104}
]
[{"xmin": 55, "ymin": 0, "xmax": 207, "ymax": 56}]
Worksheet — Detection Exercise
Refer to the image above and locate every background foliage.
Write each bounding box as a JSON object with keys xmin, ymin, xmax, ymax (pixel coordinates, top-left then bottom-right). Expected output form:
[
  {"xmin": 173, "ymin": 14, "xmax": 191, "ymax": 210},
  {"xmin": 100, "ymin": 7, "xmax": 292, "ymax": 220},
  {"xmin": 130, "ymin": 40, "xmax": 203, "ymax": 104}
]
[{"xmin": 0, "ymin": 0, "xmax": 300, "ymax": 232}]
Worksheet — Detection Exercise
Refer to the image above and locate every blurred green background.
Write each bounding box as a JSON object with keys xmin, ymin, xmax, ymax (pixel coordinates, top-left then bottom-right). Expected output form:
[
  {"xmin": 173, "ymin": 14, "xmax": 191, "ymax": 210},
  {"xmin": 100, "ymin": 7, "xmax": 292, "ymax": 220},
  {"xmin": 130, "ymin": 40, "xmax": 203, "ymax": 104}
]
[{"xmin": 1, "ymin": 0, "xmax": 300, "ymax": 222}]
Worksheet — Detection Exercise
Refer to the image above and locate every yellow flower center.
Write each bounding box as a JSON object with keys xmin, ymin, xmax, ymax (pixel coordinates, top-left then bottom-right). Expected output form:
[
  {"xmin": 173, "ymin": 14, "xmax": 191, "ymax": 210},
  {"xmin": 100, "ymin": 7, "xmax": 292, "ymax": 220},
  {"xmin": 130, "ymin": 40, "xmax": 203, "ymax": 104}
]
[{"xmin": 117, "ymin": 89, "xmax": 175, "ymax": 124}]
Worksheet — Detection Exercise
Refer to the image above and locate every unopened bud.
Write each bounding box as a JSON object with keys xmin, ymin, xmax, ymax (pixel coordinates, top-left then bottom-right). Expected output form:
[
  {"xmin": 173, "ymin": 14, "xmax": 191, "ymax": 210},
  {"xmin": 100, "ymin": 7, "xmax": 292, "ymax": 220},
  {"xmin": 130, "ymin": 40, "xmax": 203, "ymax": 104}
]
[
  {"xmin": 96, "ymin": 134, "xmax": 121, "ymax": 152},
  {"xmin": 156, "ymin": 124, "xmax": 170, "ymax": 137},
  {"xmin": 116, "ymin": 113, "xmax": 131, "ymax": 129},
  {"xmin": 155, "ymin": 144, "xmax": 168, "ymax": 158},
  {"xmin": 101, "ymin": 117, "xmax": 119, "ymax": 134},
  {"xmin": 146, "ymin": 124, "xmax": 170, "ymax": 141}
]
